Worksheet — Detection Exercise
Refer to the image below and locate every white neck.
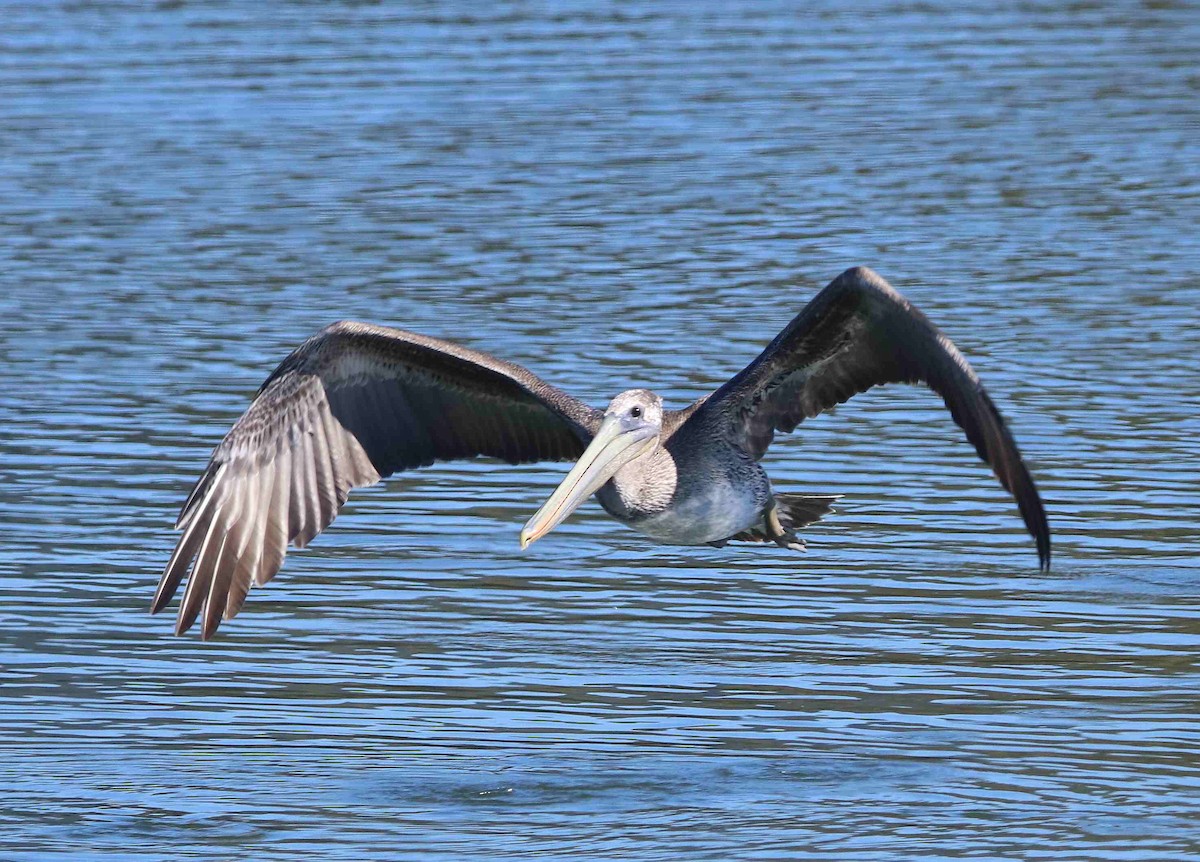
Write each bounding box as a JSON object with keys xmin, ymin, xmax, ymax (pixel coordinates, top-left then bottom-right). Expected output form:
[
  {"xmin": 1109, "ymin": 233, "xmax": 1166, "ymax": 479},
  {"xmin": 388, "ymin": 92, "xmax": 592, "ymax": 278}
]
[{"xmin": 610, "ymin": 445, "xmax": 677, "ymax": 516}]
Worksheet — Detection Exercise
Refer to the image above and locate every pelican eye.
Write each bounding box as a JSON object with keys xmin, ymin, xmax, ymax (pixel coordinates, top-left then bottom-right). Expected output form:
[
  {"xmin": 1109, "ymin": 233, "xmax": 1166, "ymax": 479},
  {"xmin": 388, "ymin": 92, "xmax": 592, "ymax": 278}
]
[{"xmin": 630, "ymin": 406, "xmax": 643, "ymax": 418}]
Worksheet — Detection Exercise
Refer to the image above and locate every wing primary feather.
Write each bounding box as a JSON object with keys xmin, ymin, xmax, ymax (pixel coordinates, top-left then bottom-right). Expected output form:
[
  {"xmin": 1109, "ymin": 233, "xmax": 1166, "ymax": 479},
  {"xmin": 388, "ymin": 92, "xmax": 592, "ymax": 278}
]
[
  {"xmin": 175, "ymin": 461, "xmax": 219, "ymax": 531},
  {"xmin": 226, "ymin": 467, "xmax": 268, "ymax": 622},
  {"xmin": 258, "ymin": 446, "xmax": 292, "ymax": 588},
  {"xmin": 290, "ymin": 428, "xmax": 315, "ymax": 548},
  {"xmin": 202, "ymin": 494, "xmax": 244, "ymax": 640},
  {"xmin": 152, "ymin": 486, "xmax": 220, "ymax": 615},
  {"xmin": 176, "ymin": 516, "xmax": 228, "ymax": 636}
]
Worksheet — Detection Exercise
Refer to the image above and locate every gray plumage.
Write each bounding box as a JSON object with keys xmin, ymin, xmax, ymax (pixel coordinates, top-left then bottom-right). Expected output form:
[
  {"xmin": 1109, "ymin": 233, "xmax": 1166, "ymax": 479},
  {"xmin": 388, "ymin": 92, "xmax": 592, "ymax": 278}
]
[{"xmin": 154, "ymin": 267, "xmax": 1051, "ymax": 639}]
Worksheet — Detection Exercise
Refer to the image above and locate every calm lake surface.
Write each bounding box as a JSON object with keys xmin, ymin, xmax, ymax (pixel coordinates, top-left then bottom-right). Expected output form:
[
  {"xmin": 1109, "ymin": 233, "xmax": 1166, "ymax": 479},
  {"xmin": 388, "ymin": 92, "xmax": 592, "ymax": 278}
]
[{"xmin": 3, "ymin": 2, "xmax": 1199, "ymax": 859}]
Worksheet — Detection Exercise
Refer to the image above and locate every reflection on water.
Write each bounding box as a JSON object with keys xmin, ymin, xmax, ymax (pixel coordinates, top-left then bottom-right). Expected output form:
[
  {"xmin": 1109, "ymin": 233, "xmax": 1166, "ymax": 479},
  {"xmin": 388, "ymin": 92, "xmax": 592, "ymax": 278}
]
[{"xmin": 3, "ymin": 1, "xmax": 1199, "ymax": 859}]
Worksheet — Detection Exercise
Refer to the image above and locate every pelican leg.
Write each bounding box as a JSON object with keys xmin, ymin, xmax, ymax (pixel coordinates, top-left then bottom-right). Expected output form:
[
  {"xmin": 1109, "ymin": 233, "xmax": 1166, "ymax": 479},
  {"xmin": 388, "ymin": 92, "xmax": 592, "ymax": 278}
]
[
  {"xmin": 724, "ymin": 494, "xmax": 836, "ymax": 551},
  {"xmin": 763, "ymin": 500, "xmax": 806, "ymax": 552},
  {"xmin": 722, "ymin": 500, "xmax": 808, "ymax": 551}
]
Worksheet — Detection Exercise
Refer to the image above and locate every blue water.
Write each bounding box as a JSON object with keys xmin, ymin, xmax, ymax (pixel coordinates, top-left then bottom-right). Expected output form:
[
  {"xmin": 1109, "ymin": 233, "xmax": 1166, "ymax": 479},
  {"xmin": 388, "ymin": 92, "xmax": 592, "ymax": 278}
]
[{"xmin": 3, "ymin": 2, "xmax": 1199, "ymax": 859}]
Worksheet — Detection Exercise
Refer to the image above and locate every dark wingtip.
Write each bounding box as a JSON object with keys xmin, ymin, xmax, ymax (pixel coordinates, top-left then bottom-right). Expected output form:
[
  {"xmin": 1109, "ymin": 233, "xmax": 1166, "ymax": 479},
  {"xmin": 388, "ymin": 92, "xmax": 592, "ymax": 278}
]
[
  {"xmin": 149, "ymin": 574, "xmax": 177, "ymax": 616},
  {"xmin": 1038, "ymin": 527, "xmax": 1052, "ymax": 572},
  {"xmin": 1022, "ymin": 485, "xmax": 1052, "ymax": 572}
]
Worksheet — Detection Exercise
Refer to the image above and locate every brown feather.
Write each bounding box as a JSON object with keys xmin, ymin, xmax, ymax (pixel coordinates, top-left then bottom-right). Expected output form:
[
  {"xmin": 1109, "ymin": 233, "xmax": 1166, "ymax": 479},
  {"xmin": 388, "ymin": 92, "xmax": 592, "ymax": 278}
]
[{"xmin": 156, "ymin": 322, "xmax": 601, "ymax": 636}]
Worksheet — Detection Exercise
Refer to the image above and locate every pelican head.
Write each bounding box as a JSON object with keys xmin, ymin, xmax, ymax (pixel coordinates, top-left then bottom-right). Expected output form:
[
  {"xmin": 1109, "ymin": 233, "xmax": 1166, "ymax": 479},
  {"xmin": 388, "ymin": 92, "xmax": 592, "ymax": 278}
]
[{"xmin": 520, "ymin": 389, "xmax": 662, "ymax": 548}]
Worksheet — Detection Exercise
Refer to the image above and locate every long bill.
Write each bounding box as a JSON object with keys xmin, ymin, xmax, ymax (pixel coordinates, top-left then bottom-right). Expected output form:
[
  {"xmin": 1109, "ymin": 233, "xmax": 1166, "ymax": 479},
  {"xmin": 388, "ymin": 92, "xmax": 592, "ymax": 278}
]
[{"xmin": 520, "ymin": 415, "xmax": 657, "ymax": 549}]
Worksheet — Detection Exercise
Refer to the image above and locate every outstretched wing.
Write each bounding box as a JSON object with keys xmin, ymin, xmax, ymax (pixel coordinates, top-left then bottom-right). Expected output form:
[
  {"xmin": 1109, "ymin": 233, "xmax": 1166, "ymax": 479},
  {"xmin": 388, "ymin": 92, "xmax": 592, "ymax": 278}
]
[
  {"xmin": 694, "ymin": 266, "xmax": 1050, "ymax": 568},
  {"xmin": 153, "ymin": 321, "xmax": 602, "ymax": 638}
]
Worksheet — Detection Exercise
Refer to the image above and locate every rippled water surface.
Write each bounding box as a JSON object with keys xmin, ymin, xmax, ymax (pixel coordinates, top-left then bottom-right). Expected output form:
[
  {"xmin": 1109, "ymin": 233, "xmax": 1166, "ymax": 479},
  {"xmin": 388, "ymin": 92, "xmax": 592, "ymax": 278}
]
[{"xmin": 3, "ymin": 2, "xmax": 1200, "ymax": 859}]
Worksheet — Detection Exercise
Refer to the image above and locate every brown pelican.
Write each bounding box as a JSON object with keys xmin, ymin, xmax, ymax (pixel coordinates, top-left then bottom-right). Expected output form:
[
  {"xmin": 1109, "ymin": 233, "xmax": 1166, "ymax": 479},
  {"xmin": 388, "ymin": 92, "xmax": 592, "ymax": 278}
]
[{"xmin": 153, "ymin": 267, "xmax": 1050, "ymax": 639}]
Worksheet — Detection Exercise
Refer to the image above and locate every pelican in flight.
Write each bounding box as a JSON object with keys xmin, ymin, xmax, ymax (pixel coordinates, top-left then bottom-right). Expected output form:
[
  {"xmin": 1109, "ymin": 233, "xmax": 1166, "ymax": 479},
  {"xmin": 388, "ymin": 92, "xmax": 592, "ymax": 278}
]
[{"xmin": 153, "ymin": 267, "xmax": 1050, "ymax": 638}]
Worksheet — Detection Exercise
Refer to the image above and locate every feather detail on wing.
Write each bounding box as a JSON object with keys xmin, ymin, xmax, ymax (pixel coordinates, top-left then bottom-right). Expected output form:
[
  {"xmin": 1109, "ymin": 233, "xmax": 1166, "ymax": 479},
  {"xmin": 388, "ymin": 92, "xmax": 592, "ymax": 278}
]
[
  {"xmin": 696, "ymin": 266, "xmax": 1050, "ymax": 568},
  {"xmin": 153, "ymin": 321, "xmax": 602, "ymax": 638}
]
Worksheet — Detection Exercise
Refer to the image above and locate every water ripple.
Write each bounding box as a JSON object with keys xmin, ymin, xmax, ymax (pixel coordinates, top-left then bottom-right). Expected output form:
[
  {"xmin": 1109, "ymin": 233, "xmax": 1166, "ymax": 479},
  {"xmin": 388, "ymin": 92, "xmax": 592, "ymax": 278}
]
[{"xmin": 3, "ymin": 1, "xmax": 1199, "ymax": 859}]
